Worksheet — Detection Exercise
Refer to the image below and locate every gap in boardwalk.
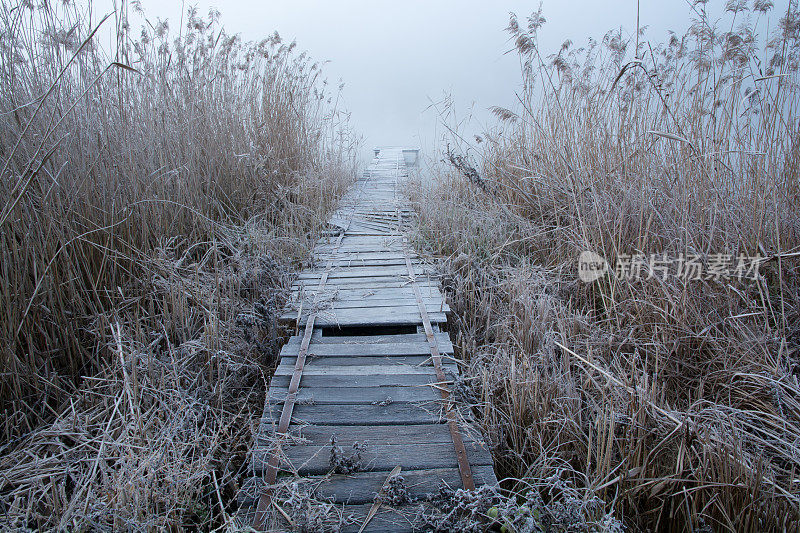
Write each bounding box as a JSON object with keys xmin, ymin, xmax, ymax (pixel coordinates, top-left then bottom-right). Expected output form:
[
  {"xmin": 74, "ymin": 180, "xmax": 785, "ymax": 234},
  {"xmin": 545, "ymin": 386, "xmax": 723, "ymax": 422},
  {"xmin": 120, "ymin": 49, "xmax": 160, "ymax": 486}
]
[{"xmin": 321, "ymin": 324, "xmax": 419, "ymax": 337}]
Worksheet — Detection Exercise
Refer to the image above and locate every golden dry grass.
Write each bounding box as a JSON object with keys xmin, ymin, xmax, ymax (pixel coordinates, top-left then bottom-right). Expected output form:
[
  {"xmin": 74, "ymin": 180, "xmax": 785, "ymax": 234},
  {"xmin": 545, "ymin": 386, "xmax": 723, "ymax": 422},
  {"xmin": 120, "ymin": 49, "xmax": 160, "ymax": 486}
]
[
  {"xmin": 0, "ymin": 1, "xmax": 357, "ymax": 529},
  {"xmin": 412, "ymin": 2, "xmax": 799, "ymax": 531}
]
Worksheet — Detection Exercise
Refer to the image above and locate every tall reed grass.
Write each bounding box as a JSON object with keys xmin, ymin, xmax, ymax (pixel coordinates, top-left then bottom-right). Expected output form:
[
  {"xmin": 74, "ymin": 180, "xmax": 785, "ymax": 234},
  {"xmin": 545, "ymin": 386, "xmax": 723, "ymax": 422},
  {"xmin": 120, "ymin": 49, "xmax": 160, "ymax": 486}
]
[
  {"xmin": 0, "ymin": 0, "xmax": 356, "ymax": 528},
  {"xmin": 0, "ymin": 0, "xmax": 355, "ymax": 434},
  {"xmin": 414, "ymin": 1, "xmax": 799, "ymax": 530}
]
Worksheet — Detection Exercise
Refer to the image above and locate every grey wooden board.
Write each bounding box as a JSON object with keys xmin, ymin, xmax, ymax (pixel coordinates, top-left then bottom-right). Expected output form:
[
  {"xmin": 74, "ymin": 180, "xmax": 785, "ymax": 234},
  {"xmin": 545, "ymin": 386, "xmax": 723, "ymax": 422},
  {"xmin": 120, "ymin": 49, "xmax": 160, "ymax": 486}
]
[
  {"xmin": 291, "ymin": 286, "xmax": 441, "ymax": 298},
  {"xmin": 344, "ymin": 223, "xmax": 400, "ymax": 231},
  {"xmin": 297, "ymin": 266, "xmax": 425, "ymax": 279},
  {"xmin": 354, "ymin": 210, "xmax": 406, "ymax": 216},
  {"xmin": 345, "ymin": 225, "xmax": 399, "ymax": 234},
  {"xmin": 283, "ymin": 332, "xmax": 450, "ymax": 345},
  {"xmin": 330, "ymin": 246, "xmax": 406, "ymax": 253},
  {"xmin": 331, "ymin": 236, "xmax": 403, "ymax": 244},
  {"xmin": 318, "ymin": 234, "xmax": 402, "ymax": 241},
  {"xmin": 239, "ymin": 465, "xmax": 497, "ymax": 506},
  {"xmin": 273, "ymin": 363, "xmax": 457, "ymax": 376},
  {"xmin": 316, "ymin": 465, "xmax": 497, "ymax": 503},
  {"xmin": 314, "ymin": 244, "xmax": 406, "ymax": 253},
  {"xmin": 292, "ymin": 286, "xmax": 440, "ymax": 298},
  {"xmin": 282, "ymin": 355, "xmax": 460, "ymax": 368},
  {"xmin": 291, "ymin": 287, "xmax": 444, "ymax": 301},
  {"xmin": 293, "ymin": 275, "xmax": 436, "ymax": 285},
  {"xmin": 345, "ymin": 228, "xmax": 408, "ymax": 235},
  {"xmin": 311, "ymin": 260, "xmax": 415, "ymax": 270},
  {"xmin": 297, "ymin": 274, "xmax": 430, "ymax": 285},
  {"xmin": 280, "ymin": 340, "xmax": 454, "ymax": 357},
  {"xmin": 279, "ymin": 355, "xmax": 444, "ymax": 367},
  {"xmin": 345, "ymin": 231, "xmax": 405, "ymax": 237},
  {"xmin": 293, "ymin": 279, "xmax": 441, "ymax": 290},
  {"xmin": 283, "ymin": 298, "xmax": 449, "ymax": 313},
  {"xmin": 293, "ymin": 309, "xmax": 447, "ymax": 327},
  {"xmin": 301, "ymin": 273, "xmax": 436, "ymax": 283},
  {"xmin": 346, "ymin": 216, "xmax": 397, "ymax": 226},
  {"xmin": 288, "ymin": 302, "xmax": 446, "ymax": 315},
  {"xmin": 314, "ymin": 258, "xmax": 413, "ymax": 267},
  {"xmin": 275, "ymin": 423, "xmax": 461, "ymax": 446},
  {"xmin": 268, "ymin": 372, "xmax": 454, "ymax": 389},
  {"xmin": 266, "ymin": 384, "xmax": 441, "ymax": 405},
  {"xmin": 235, "ymin": 502, "xmax": 420, "ymax": 533},
  {"xmin": 336, "ymin": 503, "xmax": 427, "ymax": 532},
  {"xmin": 261, "ymin": 403, "xmax": 444, "ymax": 427},
  {"xmin": 313, "ymin": 252, "xmax": 415, "ymax": 261},
  {"xmin": 253, "ymin": 440, "xmax": 494, "ymax": 474}
]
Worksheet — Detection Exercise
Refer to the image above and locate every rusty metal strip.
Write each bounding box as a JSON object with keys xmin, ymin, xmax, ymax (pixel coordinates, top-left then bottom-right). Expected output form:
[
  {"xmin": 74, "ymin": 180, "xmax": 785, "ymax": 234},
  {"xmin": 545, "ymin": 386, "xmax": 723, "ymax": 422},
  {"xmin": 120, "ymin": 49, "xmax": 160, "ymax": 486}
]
[
  {"xmin": 252, "ymin": 200, "xmax": 360, "ymax": 529},
  {"xmin": 252, "ymin": 274, "xmax": 327, "ymax": 529},
  {"xmin": 401, "ymin": 241, "xmax": 475, "ymax": 490}
]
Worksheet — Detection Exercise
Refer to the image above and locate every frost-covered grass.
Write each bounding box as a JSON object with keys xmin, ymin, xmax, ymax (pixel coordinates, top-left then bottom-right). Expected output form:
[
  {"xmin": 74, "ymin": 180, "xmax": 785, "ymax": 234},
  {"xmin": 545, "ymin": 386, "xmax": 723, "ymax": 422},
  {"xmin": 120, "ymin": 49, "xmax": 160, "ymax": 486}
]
[
  {"xmin": 0, "ymin": 0, "xmax": 356, "ymax": 528},
  {"xmin": 414, "ymin": 1, "xmax": 800, "ymax": 531}
]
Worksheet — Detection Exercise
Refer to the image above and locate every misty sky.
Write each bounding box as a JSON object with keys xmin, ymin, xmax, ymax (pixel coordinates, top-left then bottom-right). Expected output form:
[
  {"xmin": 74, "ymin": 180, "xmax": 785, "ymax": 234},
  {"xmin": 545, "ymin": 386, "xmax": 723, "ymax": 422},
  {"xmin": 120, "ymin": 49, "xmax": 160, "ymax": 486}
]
[{"xmin": 97, "ymin": 0, "xmax": 790, "ymax": 161}]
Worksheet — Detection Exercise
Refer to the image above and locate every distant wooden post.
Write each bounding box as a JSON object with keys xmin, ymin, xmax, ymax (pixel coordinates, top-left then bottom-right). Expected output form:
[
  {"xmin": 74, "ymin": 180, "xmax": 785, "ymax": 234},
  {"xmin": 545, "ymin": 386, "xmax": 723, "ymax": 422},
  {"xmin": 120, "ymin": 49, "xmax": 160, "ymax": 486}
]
[{"xmin": 401, "ymin": 148, "xmax": 419, "ymax": 167}]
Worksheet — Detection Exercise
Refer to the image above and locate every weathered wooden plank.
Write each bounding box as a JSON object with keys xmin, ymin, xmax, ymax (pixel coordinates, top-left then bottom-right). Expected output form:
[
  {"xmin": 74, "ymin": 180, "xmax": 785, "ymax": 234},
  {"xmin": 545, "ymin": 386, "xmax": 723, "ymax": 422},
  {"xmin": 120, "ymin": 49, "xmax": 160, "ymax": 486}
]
[
  {"xmin": 253, "ymin": 440, "xmax": 494, "ymax": 474},
  {"xmin": 293, "ymin": 279, "xmax": 441, "ymax": 291},
  {"xmin": 266, "ymin": 384, "xmax": 441, "ymax": 405},
  {"xmin": 314, "ymin": 258, "xmax": 412, "ymax": 268},
  {"xmin": 316, "ymin": 238, "xmax": 404, "ymax": 247},
  {"xmin": 288, "ymin": 302, "xmax": 446, "ymax": 315},
  {"xmin": 291, "ymin": 289, "xmax": 445, "ymax": 305},
  {"xmin": 281, "ymin": 355, "xmax": 460, "ymax": 368},
  {"xmin": 292, "ymin": 277, "xmax": 435, "ymax": 287},
  {"xmin": 317, "ymin": 465, "xmax": 496, "ymax": 503},
  {"xmin": 272, "ymin": 423, "xmax": 459, "ymax": 446},
  {"xmin": 294, "ymin": 309, "xmax": 447, "ymax": 327},
  {"xmin": 298, "ymin": 274, "xmax": 431, "ymax": 286},
  {"xmin": 238, "ymin": 465, "xmax": 497, "ymax": 506},
  {"xmin": 280, "ymin": 340, "xmax": 454, "ymax": 357},
  {"xmin": 261, "ymin": 402, "xmax": 443, "ymax": 427},
  {"xmin": 339, "ymin": 503, "xmax": 425, "ymax": 532},
  {"xmin": 283, "ymin": 297, "xmax": 449, "ymax": 313},
  {"xmin": 293, "ymin": 306, "xmax": 435, "ymax": 318},
  {"xmin": 235, "ymin": 502, "xmax": 420, "ymax": 533},
  {"xmin": 268, "ymin": 372, "xmax": 453, "ymax": 389},
  {"xmin": 313, "ymin": 252, "xmax": 414, "ymax": 261},
  {"xmin": 345, "ymin": 218, "xmax": 397, "ymax": 228},
  {"xmin": 314, "ymin": 244, "xmax": 406, "ymax": 253},
  {"xmin": 298, "ymin": 265, "xmax": 425, "ymax": 279},
  {"xmin": 281, "ymin": 355, "xmax": 431, "ymax": 367},
  {"xmin": 330, "ymin": 236, "xmax": 403, "ymax": 245},
  {"xmin": 283, "ymin": 332, "xmax": 449, "ymax": 345},
  {"xmin": 273, "ymin": 363, "xmax": 457, "ymax": 377},
  {"xmin": 344, "ymin": 226, "xmax": 399, "ymax": 235}
]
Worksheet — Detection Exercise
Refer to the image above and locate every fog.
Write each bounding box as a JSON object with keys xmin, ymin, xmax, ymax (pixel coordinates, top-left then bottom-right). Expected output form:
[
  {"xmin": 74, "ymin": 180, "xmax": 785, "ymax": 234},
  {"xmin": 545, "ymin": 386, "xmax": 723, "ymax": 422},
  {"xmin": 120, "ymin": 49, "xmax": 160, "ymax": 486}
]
[{"xmin": 98, "ymin": 0, "xmax": 790, "ymax": 163}]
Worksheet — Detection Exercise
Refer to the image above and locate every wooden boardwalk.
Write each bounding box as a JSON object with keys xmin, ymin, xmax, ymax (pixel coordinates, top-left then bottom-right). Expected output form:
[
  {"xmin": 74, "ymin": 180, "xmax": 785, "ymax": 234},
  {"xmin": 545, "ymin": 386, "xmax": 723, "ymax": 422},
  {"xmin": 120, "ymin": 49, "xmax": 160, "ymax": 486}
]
[{"xmin": 238, "ymin": 148, "xmax": 496, "ymax": 532}]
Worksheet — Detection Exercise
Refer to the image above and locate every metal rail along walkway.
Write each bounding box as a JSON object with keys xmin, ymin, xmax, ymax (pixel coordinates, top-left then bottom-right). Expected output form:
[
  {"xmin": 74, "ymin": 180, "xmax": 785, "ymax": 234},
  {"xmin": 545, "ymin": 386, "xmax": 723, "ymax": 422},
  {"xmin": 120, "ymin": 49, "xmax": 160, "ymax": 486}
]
[{"xmin": 238, "ymin": 147, "xmax": 496, "ymax": 532}]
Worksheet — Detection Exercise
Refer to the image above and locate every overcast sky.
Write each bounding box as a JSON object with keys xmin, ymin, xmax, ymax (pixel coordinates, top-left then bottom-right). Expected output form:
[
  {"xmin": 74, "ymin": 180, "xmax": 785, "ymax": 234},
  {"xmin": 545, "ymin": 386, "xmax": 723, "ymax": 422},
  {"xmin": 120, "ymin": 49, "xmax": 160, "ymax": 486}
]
[{"xmin": 96, "ymin": 0, "xmax": 790, "ymax": 162}]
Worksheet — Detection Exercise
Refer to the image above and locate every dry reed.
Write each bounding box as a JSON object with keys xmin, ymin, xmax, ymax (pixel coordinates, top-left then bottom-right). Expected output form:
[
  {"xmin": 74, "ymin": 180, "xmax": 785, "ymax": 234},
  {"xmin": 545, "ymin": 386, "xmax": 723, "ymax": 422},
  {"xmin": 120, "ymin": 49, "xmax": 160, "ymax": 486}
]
[
  {"xmin": 0, "ymin": 0, "xmax": 356, "ymax": 529},
  {"xmin": 413, "ymin": 1, "xmax": 799, "ymax": 531}
]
